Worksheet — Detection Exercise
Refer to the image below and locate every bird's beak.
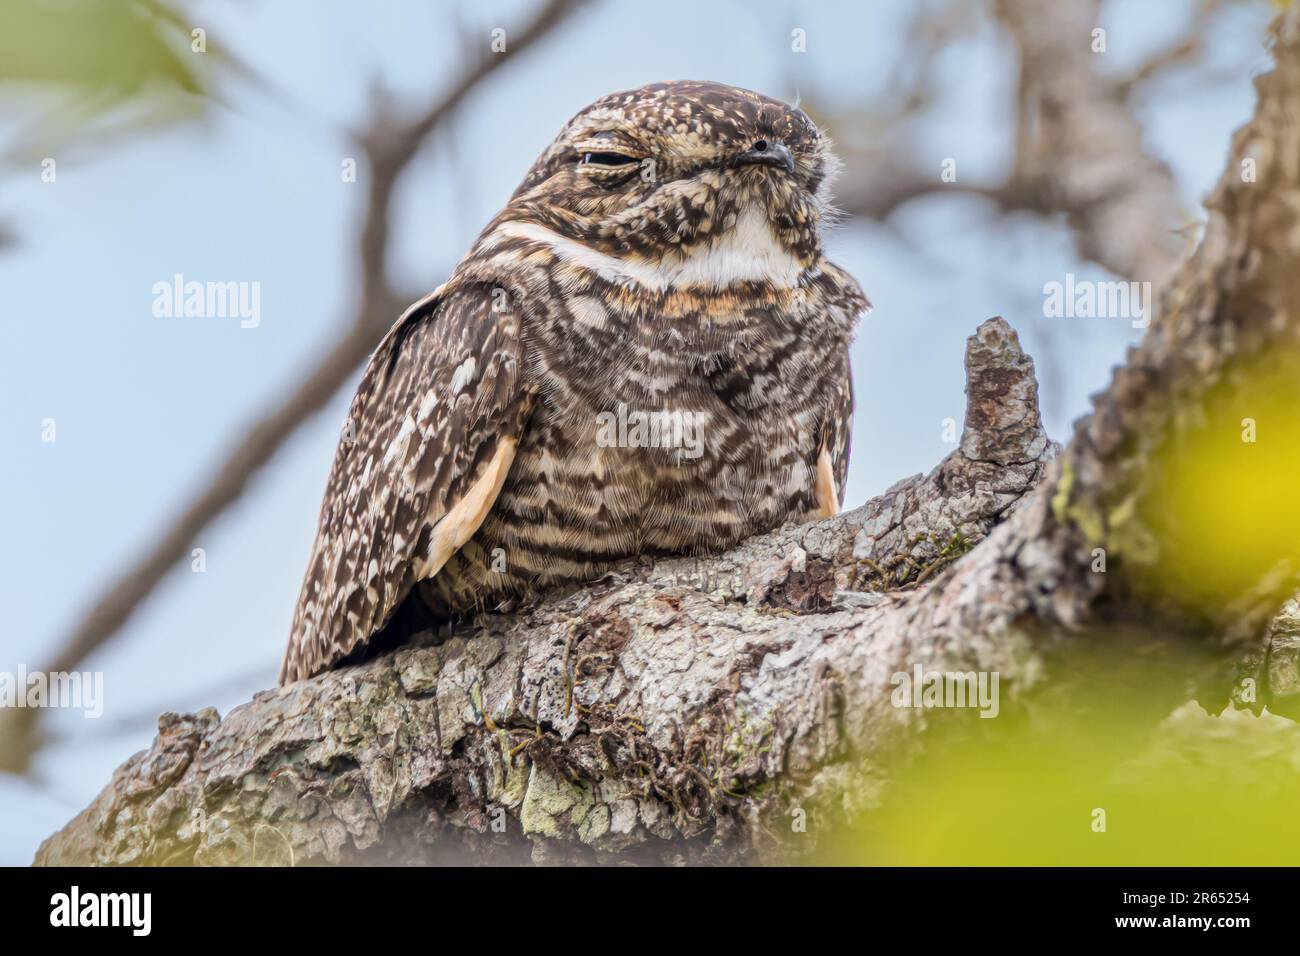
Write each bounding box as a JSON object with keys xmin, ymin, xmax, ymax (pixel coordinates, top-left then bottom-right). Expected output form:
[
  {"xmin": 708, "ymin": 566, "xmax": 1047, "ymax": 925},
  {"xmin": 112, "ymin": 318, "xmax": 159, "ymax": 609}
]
[{"xmin": 734, "ymin": 140, "xmax": 795, "ymax": 173}]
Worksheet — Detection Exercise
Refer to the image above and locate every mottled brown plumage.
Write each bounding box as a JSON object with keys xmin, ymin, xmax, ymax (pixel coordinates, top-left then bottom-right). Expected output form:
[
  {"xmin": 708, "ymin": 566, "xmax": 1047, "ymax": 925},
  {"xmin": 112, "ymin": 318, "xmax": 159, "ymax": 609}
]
[{"xmin": 280, "ymin": 81, "xmax": 869, "ymax": 684}]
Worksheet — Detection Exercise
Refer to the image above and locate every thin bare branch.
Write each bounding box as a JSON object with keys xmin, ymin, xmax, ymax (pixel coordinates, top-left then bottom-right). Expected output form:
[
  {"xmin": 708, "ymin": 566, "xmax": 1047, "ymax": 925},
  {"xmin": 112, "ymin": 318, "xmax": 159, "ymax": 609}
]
[
  {"xmin": 835, "ymin": 0, "xmax": 1191, "ymax": 284},
  {"xmin": 0, "ymin": 0, "xmax": 592, "ymax": 774}
]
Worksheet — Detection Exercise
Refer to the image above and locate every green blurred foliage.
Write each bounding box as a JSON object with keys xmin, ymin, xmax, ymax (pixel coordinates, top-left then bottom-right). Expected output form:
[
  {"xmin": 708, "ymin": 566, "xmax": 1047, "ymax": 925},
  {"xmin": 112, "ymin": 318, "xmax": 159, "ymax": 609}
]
[
  {"xmin": 818, "ymin": 686, "xmax": 1300, "ymax": 866},
  {"xmin": 0, "ymin": 0, "xmax": 203, "ymax": 102},
  {"xmin": 1136, "ymin": 347, "xmax": 1300, "ymax": 613}
]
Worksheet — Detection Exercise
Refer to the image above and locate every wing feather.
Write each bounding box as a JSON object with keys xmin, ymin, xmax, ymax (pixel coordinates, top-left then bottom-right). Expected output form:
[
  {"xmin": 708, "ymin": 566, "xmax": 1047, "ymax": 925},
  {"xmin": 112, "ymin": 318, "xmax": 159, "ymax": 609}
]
[
  {"xmin": 818, "ymin": 355, "xmax": 854, "ymax": 515},
  {"xmin": 280, "ymin": 283, "xmax": 533, "ymax": 684}
]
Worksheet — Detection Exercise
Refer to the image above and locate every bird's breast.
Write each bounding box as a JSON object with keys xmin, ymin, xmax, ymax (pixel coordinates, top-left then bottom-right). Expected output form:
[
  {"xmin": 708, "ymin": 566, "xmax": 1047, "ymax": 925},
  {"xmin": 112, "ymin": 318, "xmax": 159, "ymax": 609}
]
[
  {"xmin": 424, "ymin": 271, "xmax": 846, "ymax": 614},
  {"xmin": 500, "ymin": 315, "xmax": 824, "ymax": 554}
]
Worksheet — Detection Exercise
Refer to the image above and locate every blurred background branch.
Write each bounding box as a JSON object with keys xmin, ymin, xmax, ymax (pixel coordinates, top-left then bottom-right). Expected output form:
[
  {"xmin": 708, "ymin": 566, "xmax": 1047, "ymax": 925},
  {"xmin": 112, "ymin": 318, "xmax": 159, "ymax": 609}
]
[
  {"xmin": 0, "ymin": 0, "xmax": 591, "ymax": 773},
  {"xmin": 826, "ymin": 0, "xmax": 1210, "ymax": 284}
]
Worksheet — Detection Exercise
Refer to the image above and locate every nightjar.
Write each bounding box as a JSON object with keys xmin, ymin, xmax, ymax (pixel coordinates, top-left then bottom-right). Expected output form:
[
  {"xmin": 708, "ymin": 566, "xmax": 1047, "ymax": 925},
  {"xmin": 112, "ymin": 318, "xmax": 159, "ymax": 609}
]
[{"xmin": 280, "ymin": 81, "xmax": 869, "ymax": 683}]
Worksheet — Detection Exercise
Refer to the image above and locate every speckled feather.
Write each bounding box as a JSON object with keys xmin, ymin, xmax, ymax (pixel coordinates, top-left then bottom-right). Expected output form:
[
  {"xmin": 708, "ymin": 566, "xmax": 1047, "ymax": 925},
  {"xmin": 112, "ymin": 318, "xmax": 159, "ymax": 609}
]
[{"xmin": 280, "ymin": 81, "xmax": 869, "ymax": 684}]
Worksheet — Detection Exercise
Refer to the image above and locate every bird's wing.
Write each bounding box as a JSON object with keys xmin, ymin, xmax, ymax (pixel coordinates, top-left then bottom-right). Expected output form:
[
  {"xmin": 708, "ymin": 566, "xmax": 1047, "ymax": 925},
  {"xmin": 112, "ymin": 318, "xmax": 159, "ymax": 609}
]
[
  {"xmin": 815, "ymin": 356, "xmax": 854, "ymax": 517},
  {"xmin": 280, "ymin": 282, "xmax": 534, "ymax": 684},
  {"xmin": 813, "ymin": 262, "xmax": 868, "ymax": 517}
]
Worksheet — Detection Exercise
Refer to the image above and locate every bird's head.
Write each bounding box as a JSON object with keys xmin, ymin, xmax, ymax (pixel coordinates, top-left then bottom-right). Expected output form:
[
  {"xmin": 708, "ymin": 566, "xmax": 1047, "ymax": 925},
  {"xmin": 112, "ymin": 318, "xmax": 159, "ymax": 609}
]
[{"xmin": 496, "ymin": 81, "xmax": 839, "ymax": 276}]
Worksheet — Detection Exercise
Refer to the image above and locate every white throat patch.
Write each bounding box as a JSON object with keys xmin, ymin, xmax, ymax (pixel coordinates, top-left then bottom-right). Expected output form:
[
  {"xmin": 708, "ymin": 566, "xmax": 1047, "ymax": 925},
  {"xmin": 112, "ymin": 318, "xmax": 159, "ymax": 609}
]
[{"xmin": 494, "ymin": 205, "xmax": 805, "ymax": 292}]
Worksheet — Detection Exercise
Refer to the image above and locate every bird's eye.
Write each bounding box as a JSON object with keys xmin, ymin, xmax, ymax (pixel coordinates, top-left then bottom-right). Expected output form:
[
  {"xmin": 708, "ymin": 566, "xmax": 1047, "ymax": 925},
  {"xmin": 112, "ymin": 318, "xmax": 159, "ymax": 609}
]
[{"xmin": 580, "ymin": 151, "xmax": 637, "ymax": 166}]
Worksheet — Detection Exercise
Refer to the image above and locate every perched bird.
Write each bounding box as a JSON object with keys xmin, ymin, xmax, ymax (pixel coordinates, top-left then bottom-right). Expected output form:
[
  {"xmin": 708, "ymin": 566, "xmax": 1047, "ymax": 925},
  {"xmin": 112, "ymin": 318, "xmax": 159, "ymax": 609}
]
[{"xmin": 280, "ymin": 81, "xmax": 869, "ymax": 684}]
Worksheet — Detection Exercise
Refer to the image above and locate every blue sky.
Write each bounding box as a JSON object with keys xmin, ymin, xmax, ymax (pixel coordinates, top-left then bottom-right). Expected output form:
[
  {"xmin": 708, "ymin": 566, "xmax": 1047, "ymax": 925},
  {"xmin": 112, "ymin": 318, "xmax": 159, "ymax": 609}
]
[{"xmin": 0, "ymin": 0, "xmax": 1274, "ymax": 863}]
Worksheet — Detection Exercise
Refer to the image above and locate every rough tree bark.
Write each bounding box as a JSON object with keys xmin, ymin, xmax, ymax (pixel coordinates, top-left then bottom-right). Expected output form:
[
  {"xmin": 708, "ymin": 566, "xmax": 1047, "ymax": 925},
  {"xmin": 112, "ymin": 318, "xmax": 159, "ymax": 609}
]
[{"xmin": 35, "ymin": 6, "xmax": 1300, "ymax": 866}]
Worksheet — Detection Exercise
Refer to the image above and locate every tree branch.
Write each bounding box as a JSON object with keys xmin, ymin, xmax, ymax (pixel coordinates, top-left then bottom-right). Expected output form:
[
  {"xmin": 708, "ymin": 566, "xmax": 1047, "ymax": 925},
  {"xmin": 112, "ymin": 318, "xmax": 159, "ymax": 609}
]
[
  {"xmin": 35, "ymin": 314, "xmax": 1059, "ymax": 865},
  {"xmin": 835, "ymin": 0, "xmax": 1188, "ymax": 284}
]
